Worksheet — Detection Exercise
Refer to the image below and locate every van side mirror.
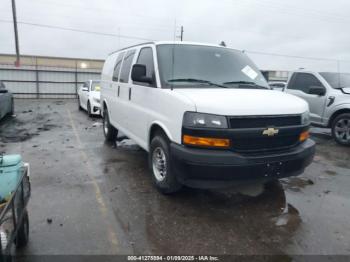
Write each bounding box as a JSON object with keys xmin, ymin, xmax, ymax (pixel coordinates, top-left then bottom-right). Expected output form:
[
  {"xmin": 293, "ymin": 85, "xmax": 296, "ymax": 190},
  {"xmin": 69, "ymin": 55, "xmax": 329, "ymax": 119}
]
[
  {"xmin": 309, "ymin": 86, "xmax": 326, "ymax": 96},
  {"xmin": 131, "ymin": 64, "xmax": 153, "ymax": 84},
  {"xmin": 82, "ymin": 87, "xmax": 88, "ymax": 92}
]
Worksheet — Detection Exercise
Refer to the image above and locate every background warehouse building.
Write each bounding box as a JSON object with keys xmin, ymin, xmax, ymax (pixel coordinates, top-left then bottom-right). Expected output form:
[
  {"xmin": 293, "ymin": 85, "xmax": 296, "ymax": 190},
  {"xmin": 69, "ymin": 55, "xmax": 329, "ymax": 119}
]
[{"xmin": 0, "ymin": 54, "xmax": 103, "ymax": 98}]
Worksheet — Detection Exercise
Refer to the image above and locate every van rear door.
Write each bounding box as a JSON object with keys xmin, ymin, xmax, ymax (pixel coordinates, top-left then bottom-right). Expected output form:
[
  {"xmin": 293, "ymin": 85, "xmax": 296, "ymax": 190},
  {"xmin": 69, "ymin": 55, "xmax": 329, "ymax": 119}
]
[{"xmin": 118, "ymin": 49, "xmax": 136, "ymax": 130}]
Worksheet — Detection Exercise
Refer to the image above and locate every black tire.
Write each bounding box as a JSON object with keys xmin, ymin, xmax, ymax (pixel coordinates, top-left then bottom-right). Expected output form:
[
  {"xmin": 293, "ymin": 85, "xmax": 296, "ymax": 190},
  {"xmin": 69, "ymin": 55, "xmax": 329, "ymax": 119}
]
[
  {"xmin": 87, "ymin": 101, "xmax": 92, "ymax": 117},
  {"xmin": 15, "ymin": 210, "xmax": 29, "ymax": 248},
  {"xmin": 78, "ymin": 97, "xmax": 83, "ymax": 110},
  {"xmin": 149, "ymin": 132, "xmax": 182, "ymax": 194},
  {"xmin": 103, "ymin": 109, "xmax": 118, "ymax": 142},
  {"xmin": 331, "ymin": 113, "xmax": 350, "ymax": 146}
]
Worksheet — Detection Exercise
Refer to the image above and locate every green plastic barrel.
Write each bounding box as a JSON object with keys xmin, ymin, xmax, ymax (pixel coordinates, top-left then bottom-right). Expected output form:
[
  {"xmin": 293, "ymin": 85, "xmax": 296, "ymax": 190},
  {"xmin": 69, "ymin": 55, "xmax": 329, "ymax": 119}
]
[{"xmin": 0, "ymin": 154, "xmax": 23, "ymax": 202}]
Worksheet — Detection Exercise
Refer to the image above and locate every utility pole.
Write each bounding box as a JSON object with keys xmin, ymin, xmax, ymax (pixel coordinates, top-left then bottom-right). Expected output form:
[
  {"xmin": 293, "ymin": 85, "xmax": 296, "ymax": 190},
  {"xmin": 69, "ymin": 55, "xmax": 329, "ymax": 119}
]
[
  {"xmin": 180, "ymin": 26, "xmax": 184, "ymax": 41},
  {"xmin": 11, "ymin": 0, "xmax": 20, "ymax": 67}
]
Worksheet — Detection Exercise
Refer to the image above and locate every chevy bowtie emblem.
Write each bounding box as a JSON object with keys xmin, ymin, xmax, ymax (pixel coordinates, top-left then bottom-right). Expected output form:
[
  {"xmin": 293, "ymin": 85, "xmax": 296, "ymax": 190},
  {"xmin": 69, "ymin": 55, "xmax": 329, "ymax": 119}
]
[{"xmin": 263, "ymin": 127, "xmax": 279, "ymax": 136}]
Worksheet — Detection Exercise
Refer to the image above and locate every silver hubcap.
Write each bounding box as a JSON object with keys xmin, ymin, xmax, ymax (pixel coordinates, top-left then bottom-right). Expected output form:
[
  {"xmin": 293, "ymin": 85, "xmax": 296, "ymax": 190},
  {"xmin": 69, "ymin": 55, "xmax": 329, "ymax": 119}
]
[
  {"xmin": 335, "ymin": 119, "xmax": 350, "ymax": 143},
  {"xmin": 152, "ymin": 147, "xmax": 167, "ymax": 181},
  {"xmin": 104, "ymin": 115, "xmax": 109, "ymax": 135}
]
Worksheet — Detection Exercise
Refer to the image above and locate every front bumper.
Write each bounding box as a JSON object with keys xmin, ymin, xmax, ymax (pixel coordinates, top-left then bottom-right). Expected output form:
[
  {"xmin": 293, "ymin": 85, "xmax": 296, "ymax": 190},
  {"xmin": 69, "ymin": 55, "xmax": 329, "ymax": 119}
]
[
  {"xmin": 170, "ymin": 139, "xmax": 315, "ymax": 188},
  {"xmin": 90, "ymin": 100, "xmax": 101, "ymax": 115}
]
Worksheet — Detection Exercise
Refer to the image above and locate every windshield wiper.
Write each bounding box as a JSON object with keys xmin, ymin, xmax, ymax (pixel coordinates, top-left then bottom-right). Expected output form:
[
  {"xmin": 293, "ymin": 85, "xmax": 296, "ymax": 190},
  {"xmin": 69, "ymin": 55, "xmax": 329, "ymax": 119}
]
[
  {"xmin": 223, "ymin": 81, "xmax": 269, "ymax": 89},
  {"xmin": 167, "ymin": 78, "xmax": 227, "ymax": 88}
]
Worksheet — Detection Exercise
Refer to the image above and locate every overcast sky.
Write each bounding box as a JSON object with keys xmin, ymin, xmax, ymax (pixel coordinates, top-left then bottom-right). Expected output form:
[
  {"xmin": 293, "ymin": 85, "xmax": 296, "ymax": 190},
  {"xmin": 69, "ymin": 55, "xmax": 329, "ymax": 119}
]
[{"xmin": 1, "ymin": 0, "xmax": 350, "ymax": 71}]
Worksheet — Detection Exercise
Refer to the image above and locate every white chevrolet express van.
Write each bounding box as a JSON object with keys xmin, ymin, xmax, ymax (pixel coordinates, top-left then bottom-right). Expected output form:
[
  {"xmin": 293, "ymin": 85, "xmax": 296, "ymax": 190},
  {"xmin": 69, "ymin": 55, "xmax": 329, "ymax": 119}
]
[{"xmin": 101, "ymin": 42, "xmax": 315, "ymax": 193}]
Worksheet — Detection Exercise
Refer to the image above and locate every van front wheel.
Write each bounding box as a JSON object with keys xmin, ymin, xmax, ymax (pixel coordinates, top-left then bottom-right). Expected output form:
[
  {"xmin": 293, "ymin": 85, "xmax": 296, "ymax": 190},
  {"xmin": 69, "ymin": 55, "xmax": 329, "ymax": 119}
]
[
  {"xmin": 103, "ymin": 109, "xmax": 117, "ymax": 142},
  {"xmin": 149, "ymin": 134, "xmax": 182, "ymax": 194}
]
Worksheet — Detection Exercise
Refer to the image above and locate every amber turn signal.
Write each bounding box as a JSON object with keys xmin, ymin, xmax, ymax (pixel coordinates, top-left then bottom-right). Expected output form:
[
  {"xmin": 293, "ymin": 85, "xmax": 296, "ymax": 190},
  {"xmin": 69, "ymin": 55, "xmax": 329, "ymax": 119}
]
[
  {"xmin": 299, "ymin": 131, "xmax": 310, "ymax": 142},
  {"xmin": 183, "ymin": 135, "xmax": 230, "ymax": 148}
]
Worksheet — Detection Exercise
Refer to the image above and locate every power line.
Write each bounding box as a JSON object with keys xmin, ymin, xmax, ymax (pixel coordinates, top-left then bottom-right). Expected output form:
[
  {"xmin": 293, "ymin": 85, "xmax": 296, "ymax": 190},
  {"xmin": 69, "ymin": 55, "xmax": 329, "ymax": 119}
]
[
  {"xmin": 0, "ymin": 19, "xmax": 156, "ymax": 42},
  {"xmin": 1, "ymin": 19, "xmax": 349, "ymax": 63}
]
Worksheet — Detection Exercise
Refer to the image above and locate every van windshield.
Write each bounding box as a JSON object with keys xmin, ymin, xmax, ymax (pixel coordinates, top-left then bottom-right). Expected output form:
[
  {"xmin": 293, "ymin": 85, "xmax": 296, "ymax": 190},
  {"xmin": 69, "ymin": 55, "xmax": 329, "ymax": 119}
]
[
  {"xmin": 156, "ymin": 44, "xmax": 269, "ymax": 89},
  {"xmin": 320, "ymin": 72, "xmax": 350, "ymax": 89}
]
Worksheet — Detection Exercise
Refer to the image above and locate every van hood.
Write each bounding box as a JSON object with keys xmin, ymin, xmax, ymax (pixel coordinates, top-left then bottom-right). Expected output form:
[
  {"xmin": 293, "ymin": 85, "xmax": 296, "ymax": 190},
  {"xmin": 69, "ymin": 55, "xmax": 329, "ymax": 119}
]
[{"xmin": 173, "ymin": 88, "xmax": 308, "ymax": 115}]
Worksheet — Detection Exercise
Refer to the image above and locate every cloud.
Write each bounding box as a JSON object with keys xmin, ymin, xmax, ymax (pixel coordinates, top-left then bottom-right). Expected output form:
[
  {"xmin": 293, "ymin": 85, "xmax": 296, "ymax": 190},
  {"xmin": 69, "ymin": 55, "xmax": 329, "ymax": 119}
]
[{"xmin": 0, "ymin": 0, "xmax": 349, "ymax": 71}]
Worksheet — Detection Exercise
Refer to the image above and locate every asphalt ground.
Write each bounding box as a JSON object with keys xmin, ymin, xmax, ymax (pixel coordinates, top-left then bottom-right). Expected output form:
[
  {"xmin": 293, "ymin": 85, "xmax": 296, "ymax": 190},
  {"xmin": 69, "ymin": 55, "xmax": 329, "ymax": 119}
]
[{"xmin": 0, "ymin": 99, "xmax": 349, "ymax": 258}]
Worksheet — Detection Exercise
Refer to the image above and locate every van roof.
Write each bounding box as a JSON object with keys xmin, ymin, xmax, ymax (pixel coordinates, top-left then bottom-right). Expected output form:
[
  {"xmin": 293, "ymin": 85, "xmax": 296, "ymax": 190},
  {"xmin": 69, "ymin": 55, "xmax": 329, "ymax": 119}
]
[{"xmin": 108, "ymin": 41, "xmax": 242, "ymax": 55}]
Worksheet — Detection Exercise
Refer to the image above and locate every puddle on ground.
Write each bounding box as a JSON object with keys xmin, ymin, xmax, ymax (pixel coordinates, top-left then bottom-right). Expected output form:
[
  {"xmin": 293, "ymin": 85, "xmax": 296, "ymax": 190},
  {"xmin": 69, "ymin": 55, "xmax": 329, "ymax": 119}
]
[
  {"xmin": 325, "ymin": 170, "xmax": 337, "ymax": 176},
  {"xmin": 280, "ymin": 177, "xmax": 314, "ymax": 192},
  {"xmin": 0, "ymin": 113, "xmax": 58, "ymax": 143},
  {"xmin": 313, "ymin": 139, "xmax": 350, "ymax": 169},
  {"xmin": 273, "ymin": 203, "xmax": 301, "ymax": 228},
  {"xmin": 0, "ymin": 118, "xmax": 39, "ymax": 143},
  {"xmin": 117, "ymin": 139, "xmax": 142, "ymax": 151},
  {"xmin": 141, "ymin": 181, "xmax": 302, "ymax": 254}
]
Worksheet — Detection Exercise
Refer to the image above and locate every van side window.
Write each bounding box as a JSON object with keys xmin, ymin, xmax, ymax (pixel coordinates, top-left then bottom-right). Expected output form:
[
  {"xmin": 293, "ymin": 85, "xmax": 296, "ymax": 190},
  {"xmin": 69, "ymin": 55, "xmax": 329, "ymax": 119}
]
[
  {"xmin": 119, "ymin": 50, "xmax": 136, "ymax": 83},
  {"xmin": 134, "ymin": 47, "xmax": 155, "ymax": 87},
  {"xmin": 288, "ymin": 73, "xmax": 323, "ymax": 94},
  {"xmin": 112, "ymin": 52, "xmax": 125, "ymax": 82}
]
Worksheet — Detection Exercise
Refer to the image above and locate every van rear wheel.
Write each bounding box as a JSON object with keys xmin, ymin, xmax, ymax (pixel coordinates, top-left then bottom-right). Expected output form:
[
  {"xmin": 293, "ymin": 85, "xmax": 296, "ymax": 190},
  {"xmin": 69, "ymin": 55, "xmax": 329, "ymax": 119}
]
[
  {"xmin": 103, "ymin": 109, "xmax": 118, "ymax": 142},
  {"xmin": 332, "ymin": 113, "xmax": 350, "ymax": 146},
  {"xmin": 149, "ymin": 133, "xmax": 182, "ymax": 194}
]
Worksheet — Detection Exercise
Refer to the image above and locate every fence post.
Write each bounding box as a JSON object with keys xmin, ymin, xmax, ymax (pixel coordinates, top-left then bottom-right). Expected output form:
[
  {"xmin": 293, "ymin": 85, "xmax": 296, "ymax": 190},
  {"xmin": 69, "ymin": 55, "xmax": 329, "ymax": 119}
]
[
  {"xmin": 35, "ymin": 57, "xmax": 39, "ymax": 99},
  {"xmin": 75, "ymin": 60, "xmax": 78, "ymax": 98}
]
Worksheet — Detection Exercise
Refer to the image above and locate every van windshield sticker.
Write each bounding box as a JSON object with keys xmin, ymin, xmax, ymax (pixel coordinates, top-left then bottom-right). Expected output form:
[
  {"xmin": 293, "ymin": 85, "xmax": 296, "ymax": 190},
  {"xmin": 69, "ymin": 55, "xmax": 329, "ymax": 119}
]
[{"xmin": 241, "ymin": 65, "xmax": 258, "ymax": 80}]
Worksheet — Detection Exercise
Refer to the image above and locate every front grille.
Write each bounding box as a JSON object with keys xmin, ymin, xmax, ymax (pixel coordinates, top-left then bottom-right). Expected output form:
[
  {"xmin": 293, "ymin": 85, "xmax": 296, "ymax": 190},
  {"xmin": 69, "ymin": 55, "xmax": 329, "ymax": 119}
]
[
  {"xmin": 232, "ymin": 135, "xmax": 300, "ymax": 153},
  {"xmin": 229, "ymin": 115, "xmax": 301, "ymax": 129}
]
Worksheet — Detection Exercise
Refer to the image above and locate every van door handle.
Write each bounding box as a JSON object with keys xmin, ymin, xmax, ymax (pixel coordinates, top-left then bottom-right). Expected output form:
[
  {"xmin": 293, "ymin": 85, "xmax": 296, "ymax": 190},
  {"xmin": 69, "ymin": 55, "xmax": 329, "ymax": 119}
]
[
  {"xmin": 128, "ymin": 87, "xmax": 132, "ymax": 100},
  {"xmin": 117, "ymin": 86, "xmax": 120, "ymax": 97}
]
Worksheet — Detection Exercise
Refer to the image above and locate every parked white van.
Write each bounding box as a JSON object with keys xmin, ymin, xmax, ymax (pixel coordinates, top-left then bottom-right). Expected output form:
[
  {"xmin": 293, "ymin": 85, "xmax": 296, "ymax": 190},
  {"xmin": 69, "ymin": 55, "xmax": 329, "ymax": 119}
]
[{"xmin": 101, "ymin": 41, "xmax": 315, "ymax": 194}]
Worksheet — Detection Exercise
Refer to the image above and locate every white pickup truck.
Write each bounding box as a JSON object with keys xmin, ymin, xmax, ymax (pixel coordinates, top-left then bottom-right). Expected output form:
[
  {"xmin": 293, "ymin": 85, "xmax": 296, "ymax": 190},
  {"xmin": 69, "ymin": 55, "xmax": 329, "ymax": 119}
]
[
  {"xmin": 100, "ymin": 42, "xmax": 315, "ymax": 194},
  {"xmin": 285, "ymin": 70, "xmax": 350, "ymax": 146}
]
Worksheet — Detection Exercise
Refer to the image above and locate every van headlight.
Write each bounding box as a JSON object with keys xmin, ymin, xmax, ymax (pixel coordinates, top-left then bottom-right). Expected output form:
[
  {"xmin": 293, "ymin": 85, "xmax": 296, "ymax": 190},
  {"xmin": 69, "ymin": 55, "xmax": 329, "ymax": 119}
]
[
  {"xmin": 301, "ymin": 111, "xmax": 310, "ymax": 125},
  {"xmin": 183, "ymin": 112, "xmax": 228, "ymax": 128}
]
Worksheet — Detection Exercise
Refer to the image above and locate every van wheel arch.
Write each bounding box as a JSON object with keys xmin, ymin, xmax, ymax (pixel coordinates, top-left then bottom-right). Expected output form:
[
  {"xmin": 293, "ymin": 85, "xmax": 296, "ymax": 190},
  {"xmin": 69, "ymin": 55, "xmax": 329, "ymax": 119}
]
[{"xmin": 149, "ymin": 124, "xmax": 170, "ymax": 147}]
